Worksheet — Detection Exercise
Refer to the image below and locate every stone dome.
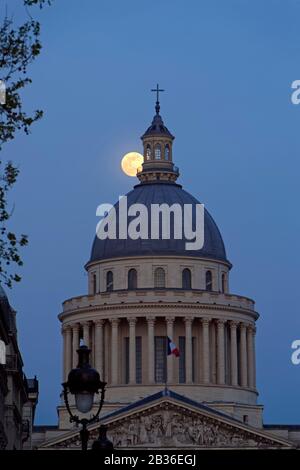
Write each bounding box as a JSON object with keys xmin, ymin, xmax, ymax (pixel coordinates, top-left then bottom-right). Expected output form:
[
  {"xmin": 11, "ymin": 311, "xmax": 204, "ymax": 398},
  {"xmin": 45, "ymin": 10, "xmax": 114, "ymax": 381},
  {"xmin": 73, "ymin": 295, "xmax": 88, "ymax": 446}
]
[{"xmin": 89, "ymin": 181, "xmax": 229, "ymax": 265}]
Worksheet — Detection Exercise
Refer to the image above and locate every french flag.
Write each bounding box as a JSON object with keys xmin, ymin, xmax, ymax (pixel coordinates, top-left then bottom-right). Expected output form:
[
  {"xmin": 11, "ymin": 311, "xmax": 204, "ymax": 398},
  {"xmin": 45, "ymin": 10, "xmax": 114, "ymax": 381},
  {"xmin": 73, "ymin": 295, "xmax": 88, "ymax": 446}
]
[{"xmin": 167, "ymin": 337, "xmax": 180, "ymax": 357}]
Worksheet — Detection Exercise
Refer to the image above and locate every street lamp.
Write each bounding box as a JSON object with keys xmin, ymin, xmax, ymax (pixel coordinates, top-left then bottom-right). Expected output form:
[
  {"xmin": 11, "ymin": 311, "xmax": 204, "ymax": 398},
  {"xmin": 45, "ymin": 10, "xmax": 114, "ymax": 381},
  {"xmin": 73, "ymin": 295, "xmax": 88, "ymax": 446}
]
[{"xmin": 62, "ymin": 344, "xmax": 106, "ymax": 451}]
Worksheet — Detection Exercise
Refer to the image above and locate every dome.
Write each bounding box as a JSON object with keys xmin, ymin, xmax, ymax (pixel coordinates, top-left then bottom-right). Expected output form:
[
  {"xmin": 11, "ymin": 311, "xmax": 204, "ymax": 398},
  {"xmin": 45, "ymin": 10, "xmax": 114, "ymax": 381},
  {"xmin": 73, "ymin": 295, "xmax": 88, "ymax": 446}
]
[
  {"xmin": 141, "ymin": 113, "xmax": 174, "ymax": 139},
  {"xmin": 89, "ymin": 181, "xmax": 230, "ymax": 265}
]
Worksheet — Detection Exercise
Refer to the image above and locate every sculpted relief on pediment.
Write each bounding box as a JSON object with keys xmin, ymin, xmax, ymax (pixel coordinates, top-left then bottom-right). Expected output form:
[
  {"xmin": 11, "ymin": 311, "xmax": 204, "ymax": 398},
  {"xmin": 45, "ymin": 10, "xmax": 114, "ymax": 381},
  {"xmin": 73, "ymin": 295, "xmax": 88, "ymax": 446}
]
[
  {"xmin": 50, "ymin": 402, "xmax": 287, "ymax": 449},
  {"xmin": 106, "ymin": 404, "xmax": 276, "ymax": 448}
]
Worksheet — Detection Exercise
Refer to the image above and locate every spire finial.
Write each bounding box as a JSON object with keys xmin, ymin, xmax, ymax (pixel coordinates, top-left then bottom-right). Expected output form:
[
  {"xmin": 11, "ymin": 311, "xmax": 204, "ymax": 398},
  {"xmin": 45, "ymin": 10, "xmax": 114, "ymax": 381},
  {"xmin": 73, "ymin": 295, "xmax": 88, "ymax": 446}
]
[{"xmin": 151, "ymin": 83, "xmax": 164, "ymax": 114}]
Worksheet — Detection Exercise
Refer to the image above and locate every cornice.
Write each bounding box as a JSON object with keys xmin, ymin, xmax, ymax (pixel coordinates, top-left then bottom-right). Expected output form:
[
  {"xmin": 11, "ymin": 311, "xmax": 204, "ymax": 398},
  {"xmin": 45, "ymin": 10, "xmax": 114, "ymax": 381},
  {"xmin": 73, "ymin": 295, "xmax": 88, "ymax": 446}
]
[
  {"xmin": 85, "ymin": 254, "xmax": 232, "ymax": 271},
  {"xmin": 58, "ymin": 301, "xmax": 259, "ymax": 322},
  {"xmin": 62, "ymin": 289, "xmax": 255, "ymax": 308}
]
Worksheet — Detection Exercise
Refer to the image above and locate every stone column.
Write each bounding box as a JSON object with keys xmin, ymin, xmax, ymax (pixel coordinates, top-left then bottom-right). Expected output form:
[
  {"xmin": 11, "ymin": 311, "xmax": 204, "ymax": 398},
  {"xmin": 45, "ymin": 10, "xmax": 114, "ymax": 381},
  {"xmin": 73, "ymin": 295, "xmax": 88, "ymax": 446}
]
[
  {"xmin": 129, "ymin": 318, "xmax": 137, "ymax": 385},
  {"xmin": 110, "ymin": 318, "xmax": 120, "ymax": 385},
  {"xmin": 216, "ymin": 319, "xmax": 226, "ymax": 385},
  {"xmin": 247, "ymin": 324, "xmax": 256, "ymax": 389},
  {"xmin": 72, "ymin": 323, "xmax": 80, "ymax": 368},
  {"xmin": 62, "ymin": 326, "xmax": 66, "ymax": 381},
  {"xmin": 252, "ymin": 325, "xmax": 256, "ymax": 389},
  {"xmin": 65, "ymin": 325, "xmax": 72, "ymax": 380},
  {"xmin": 104, "ymin": 322, "xmax": 109, "ymax": 383},
  {"xmin": 91, "ymin": 322, "xmax": 95, "ymax": 366},
  {"xmin": 201, "ymin": 318, "xmax": 210, "ymax": 384},
  {"xmin": 83, "ymin": 321, "xmax": 90, "ymax": 348},
  {"xmin": 147, "ymin": 317, "xmax": 155, "ymax": 384},
  {"xmin": 94, "ymin": 320, "xmax": 104, "ymax": 379},
  {"xmin": 229, "ymin": 321, "xmax": 238, "ymax": 386},
  {"xmin": 166, "ymin": 317, "xmax": 175, "ymax": 384},
  {"xmin": 240, "ymin": 323, "xmax": 248, "ymax": 388},
  {"xmin": 210, "ymin": 321, "xmax": 216, "ymax": 384},
  {"xmin": 184, "ymin": 317, "xmax": 193, "ymax": 384}
]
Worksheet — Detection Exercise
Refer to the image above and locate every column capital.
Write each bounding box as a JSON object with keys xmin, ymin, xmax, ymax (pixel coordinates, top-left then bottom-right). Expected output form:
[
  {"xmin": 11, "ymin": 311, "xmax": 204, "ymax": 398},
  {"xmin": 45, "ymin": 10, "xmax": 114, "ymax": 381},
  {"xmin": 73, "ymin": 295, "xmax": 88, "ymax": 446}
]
[
  {"xmin": 71, "ymin": 322, "xmax": 80, "ymax": 331},
  {"xmin": 94, "ymin": 319, "xmax": 104, "ymax": 327},
  {"xmin": 166, "ymin": 316, "xmax": 175, "ymax": 324},
  {"xmin": 82, "ymin": 320, "xmax": 91, "ymax": 327},
  {"xmin": 63, "ymin": 324, "xmax": 72, "ymax": 333},
  {"xmin": 247, "ymin": 324, "xmax": 256, "ymax": 335},
  {"xmin": 229, "ymin": 320, "xmax": 239, "ymax": 329},
  {"xmin": 128, "ymin": 317, "xmax": 137, "ymax": 326},
  {"xmin": 184, "ymin": 316, "xmax": 194, "ymax": 325},
  {"xmin": 201, "ymin": 317, "xmax": 210, "ymax": 326},
  {"xmin": 110, "ymin": 318, "xmax": 120, "ymax": 326},
  {"xmin": 239, "ymin": 322, "xmax": 248, "ymax": 331},
  {"xmin": 146, "ymin": 316, "xmax": 156, "ymax": 326},
  {"xmin": 216, "ymin": 318, "xmax": 226, "ymax": 327}
]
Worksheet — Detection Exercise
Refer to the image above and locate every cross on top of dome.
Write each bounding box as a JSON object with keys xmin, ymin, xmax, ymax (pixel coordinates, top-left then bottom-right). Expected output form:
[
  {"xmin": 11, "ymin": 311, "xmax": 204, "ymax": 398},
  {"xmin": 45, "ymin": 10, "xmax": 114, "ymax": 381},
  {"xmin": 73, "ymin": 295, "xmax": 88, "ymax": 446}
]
[{"xmin": 151, "ymin": 83, "xmax": 164, "ymax": 115}]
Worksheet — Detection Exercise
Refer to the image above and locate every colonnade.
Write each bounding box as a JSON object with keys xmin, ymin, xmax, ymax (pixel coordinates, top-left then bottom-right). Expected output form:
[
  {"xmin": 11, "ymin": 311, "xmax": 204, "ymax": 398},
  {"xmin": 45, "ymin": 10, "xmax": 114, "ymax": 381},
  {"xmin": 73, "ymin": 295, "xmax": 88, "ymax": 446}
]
[{"xmin": 62, "ymin": 316, "xmax": 256, "ymax": 389}]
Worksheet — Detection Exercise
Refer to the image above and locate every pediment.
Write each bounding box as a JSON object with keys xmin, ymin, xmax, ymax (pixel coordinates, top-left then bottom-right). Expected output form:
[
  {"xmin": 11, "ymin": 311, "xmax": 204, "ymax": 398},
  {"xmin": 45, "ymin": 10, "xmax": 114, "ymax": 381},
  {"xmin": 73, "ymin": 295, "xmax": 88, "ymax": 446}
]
[{"xmin": 39, "ymin": 394, "xmax": 294, "ymax": 449}]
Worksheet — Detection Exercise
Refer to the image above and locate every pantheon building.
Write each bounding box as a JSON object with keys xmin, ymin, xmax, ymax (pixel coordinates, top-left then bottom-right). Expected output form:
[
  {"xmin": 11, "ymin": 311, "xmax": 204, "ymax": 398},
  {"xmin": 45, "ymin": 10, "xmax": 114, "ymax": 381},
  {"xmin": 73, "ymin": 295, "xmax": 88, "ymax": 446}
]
[{"xmin": 34, "ymin": 97, "xmax": 300, "ymax": 449}]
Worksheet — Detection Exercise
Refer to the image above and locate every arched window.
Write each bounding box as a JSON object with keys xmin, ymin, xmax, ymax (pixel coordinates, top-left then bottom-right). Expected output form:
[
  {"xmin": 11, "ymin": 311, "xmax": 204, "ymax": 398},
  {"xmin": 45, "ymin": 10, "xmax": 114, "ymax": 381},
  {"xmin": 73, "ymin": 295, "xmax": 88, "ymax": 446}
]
[
  {"xmin": 154, "ymin": 267, "xmax": 165, "ymax": 288},
  {"xmin": 106, "ymin": 270, "xmax": 113, "ymax": 291},
  {"xmin": 221, "ymin": 273, "xmax": 226, "ymax": 293},
  {"xmin": 128, "ymin": 268, "xmax": 137, "ymax": 290},
  {"xmin": 146, "ymin": 144, "xmax": 151, "ymax": 160},
  {"xmin": 182, "ymin": 268, "xmax": 192, "ymax": 289},
  {"xmin": 165, "ymin": 144, "xmax": 170, "ymax": 160},
  {"xmin": 206, "ymin": 270, "xmax": 213, "ymax": 291},
  {"xmin": 154, "ymin": 143, "xmax": 161, "ymax": 160}
]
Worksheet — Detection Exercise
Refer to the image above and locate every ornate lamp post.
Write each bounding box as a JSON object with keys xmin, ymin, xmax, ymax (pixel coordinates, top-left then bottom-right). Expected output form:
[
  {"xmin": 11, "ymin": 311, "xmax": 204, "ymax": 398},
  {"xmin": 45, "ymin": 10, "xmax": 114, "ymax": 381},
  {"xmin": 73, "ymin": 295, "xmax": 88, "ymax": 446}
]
[{"xmin": 62, "ymin": 344, "xmax": 106, "ymax": 451}]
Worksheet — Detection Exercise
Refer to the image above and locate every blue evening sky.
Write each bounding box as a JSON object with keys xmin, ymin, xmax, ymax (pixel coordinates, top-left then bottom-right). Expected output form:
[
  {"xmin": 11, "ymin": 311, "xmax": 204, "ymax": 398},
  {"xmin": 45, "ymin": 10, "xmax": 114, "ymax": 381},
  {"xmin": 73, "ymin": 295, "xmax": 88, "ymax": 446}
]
[{"xmin": 1, "ymin": 0, "xmax": 300, "ymax": 424}]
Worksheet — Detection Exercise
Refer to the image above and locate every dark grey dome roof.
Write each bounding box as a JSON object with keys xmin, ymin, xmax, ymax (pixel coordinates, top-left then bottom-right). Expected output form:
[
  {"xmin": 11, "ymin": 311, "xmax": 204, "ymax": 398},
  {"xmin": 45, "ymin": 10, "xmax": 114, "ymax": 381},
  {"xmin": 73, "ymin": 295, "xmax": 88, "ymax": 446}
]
[
  {"xmin": 89, "ymin": 182, "xmax": 229, "ymax": 265},
  {"xmin": 142, "ymin": 113, "xmax": 174, "ymax": 139}
]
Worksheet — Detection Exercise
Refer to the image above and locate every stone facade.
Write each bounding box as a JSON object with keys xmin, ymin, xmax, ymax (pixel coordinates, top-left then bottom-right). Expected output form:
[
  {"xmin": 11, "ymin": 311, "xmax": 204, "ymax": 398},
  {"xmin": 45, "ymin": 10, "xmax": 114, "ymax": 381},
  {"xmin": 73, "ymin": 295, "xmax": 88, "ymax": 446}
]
[
  {"xmin": 58, "ymin": 253, "xmax": 260, "ymax": 429},
  {"xmin": 0, "ymin": 286, "xmax": 38, "ymax": 449},
  {"xmin": 37, "ymin": 392, "xmax": 294, "ymax": 450}
]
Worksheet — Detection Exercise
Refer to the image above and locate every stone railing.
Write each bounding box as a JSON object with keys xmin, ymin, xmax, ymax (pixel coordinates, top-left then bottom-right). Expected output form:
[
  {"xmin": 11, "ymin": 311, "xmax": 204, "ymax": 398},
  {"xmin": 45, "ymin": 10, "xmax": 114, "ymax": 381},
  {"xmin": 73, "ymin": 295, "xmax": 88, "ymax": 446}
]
[{"xmin": 62, "ymin": 289, "xmax": 255, "ymax": 313}]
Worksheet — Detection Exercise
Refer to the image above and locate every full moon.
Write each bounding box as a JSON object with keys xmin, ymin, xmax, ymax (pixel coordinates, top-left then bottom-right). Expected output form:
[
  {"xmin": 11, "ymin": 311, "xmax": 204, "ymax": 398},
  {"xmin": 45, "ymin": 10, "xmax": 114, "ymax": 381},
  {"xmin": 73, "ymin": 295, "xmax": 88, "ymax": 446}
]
[{"xmin": 121, "ymin": 152, "xmax": 143, "ymax": 177}]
